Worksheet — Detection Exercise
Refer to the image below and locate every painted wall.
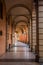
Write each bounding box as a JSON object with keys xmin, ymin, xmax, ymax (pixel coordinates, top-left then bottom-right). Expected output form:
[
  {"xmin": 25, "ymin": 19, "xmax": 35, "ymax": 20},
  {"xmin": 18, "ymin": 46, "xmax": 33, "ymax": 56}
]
[
  {"xmin": 19, "ymin": 33, "xmax": 28, "ymax": 43},
  {"xmin": 0, "ymin": 1, "xmax": 6, "ymax": 56},
  {"xmin": 7, "ymin": 15, "xmax": 12, "ymax": 49}
]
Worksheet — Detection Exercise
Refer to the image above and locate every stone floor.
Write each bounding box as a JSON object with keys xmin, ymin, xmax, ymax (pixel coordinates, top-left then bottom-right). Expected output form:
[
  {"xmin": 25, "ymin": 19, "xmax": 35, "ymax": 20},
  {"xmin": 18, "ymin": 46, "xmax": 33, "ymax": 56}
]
[
  {"xmin": 0, "ymin": 62, "xmax": 40, "ymax": 65},
  {"xmin": 0, "ymin": 41, "xmax": 40, "ymax": 65},
  {"xmin": 0, "ymin": 41, "xmax": 35, "ymax": 60}
]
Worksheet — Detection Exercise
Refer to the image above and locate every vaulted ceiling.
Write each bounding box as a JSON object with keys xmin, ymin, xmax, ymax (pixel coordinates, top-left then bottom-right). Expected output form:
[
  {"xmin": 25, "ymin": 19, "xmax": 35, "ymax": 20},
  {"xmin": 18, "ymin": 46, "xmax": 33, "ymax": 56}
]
[
  {"xmin": 4, "ymin": 0, "xmax": 33, "ymax": 29},
  {"xmin": 5, "ymin": 0, "xmax": 33, "ymax": 13}
]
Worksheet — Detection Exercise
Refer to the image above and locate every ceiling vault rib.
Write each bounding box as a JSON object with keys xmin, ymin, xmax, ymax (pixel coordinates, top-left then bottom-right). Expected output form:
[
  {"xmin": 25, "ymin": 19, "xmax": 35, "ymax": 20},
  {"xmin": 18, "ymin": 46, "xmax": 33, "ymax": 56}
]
[
  {"xmin": 14, "ymin": 20, "xmax": 29, "ymax": 27},
  {"xmin": 7, "ymin": 4, "xmax": 31, "ymax": 16},
  {"xmin": 13, "ymin": 15, "xmax": 30, "ymax": 23},
  {"xmin": 9, "ymin": 14, "xmax": 30, "ymax": 16}
]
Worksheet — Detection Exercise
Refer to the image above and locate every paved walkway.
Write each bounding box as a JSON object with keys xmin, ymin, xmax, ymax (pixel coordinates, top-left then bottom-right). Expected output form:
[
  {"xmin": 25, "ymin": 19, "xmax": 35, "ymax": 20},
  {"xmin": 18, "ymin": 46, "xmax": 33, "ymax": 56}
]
[
  {"xmin": 0, "ymin": 41, "xmax": 40, "ymax": 65},
  {"xmin": 0, "ymin": 41, "xmax": 35, "ymax": 60},
  {"xmin": 0, "ymin": 62, "xmax": 40, "ymax": 65}
]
